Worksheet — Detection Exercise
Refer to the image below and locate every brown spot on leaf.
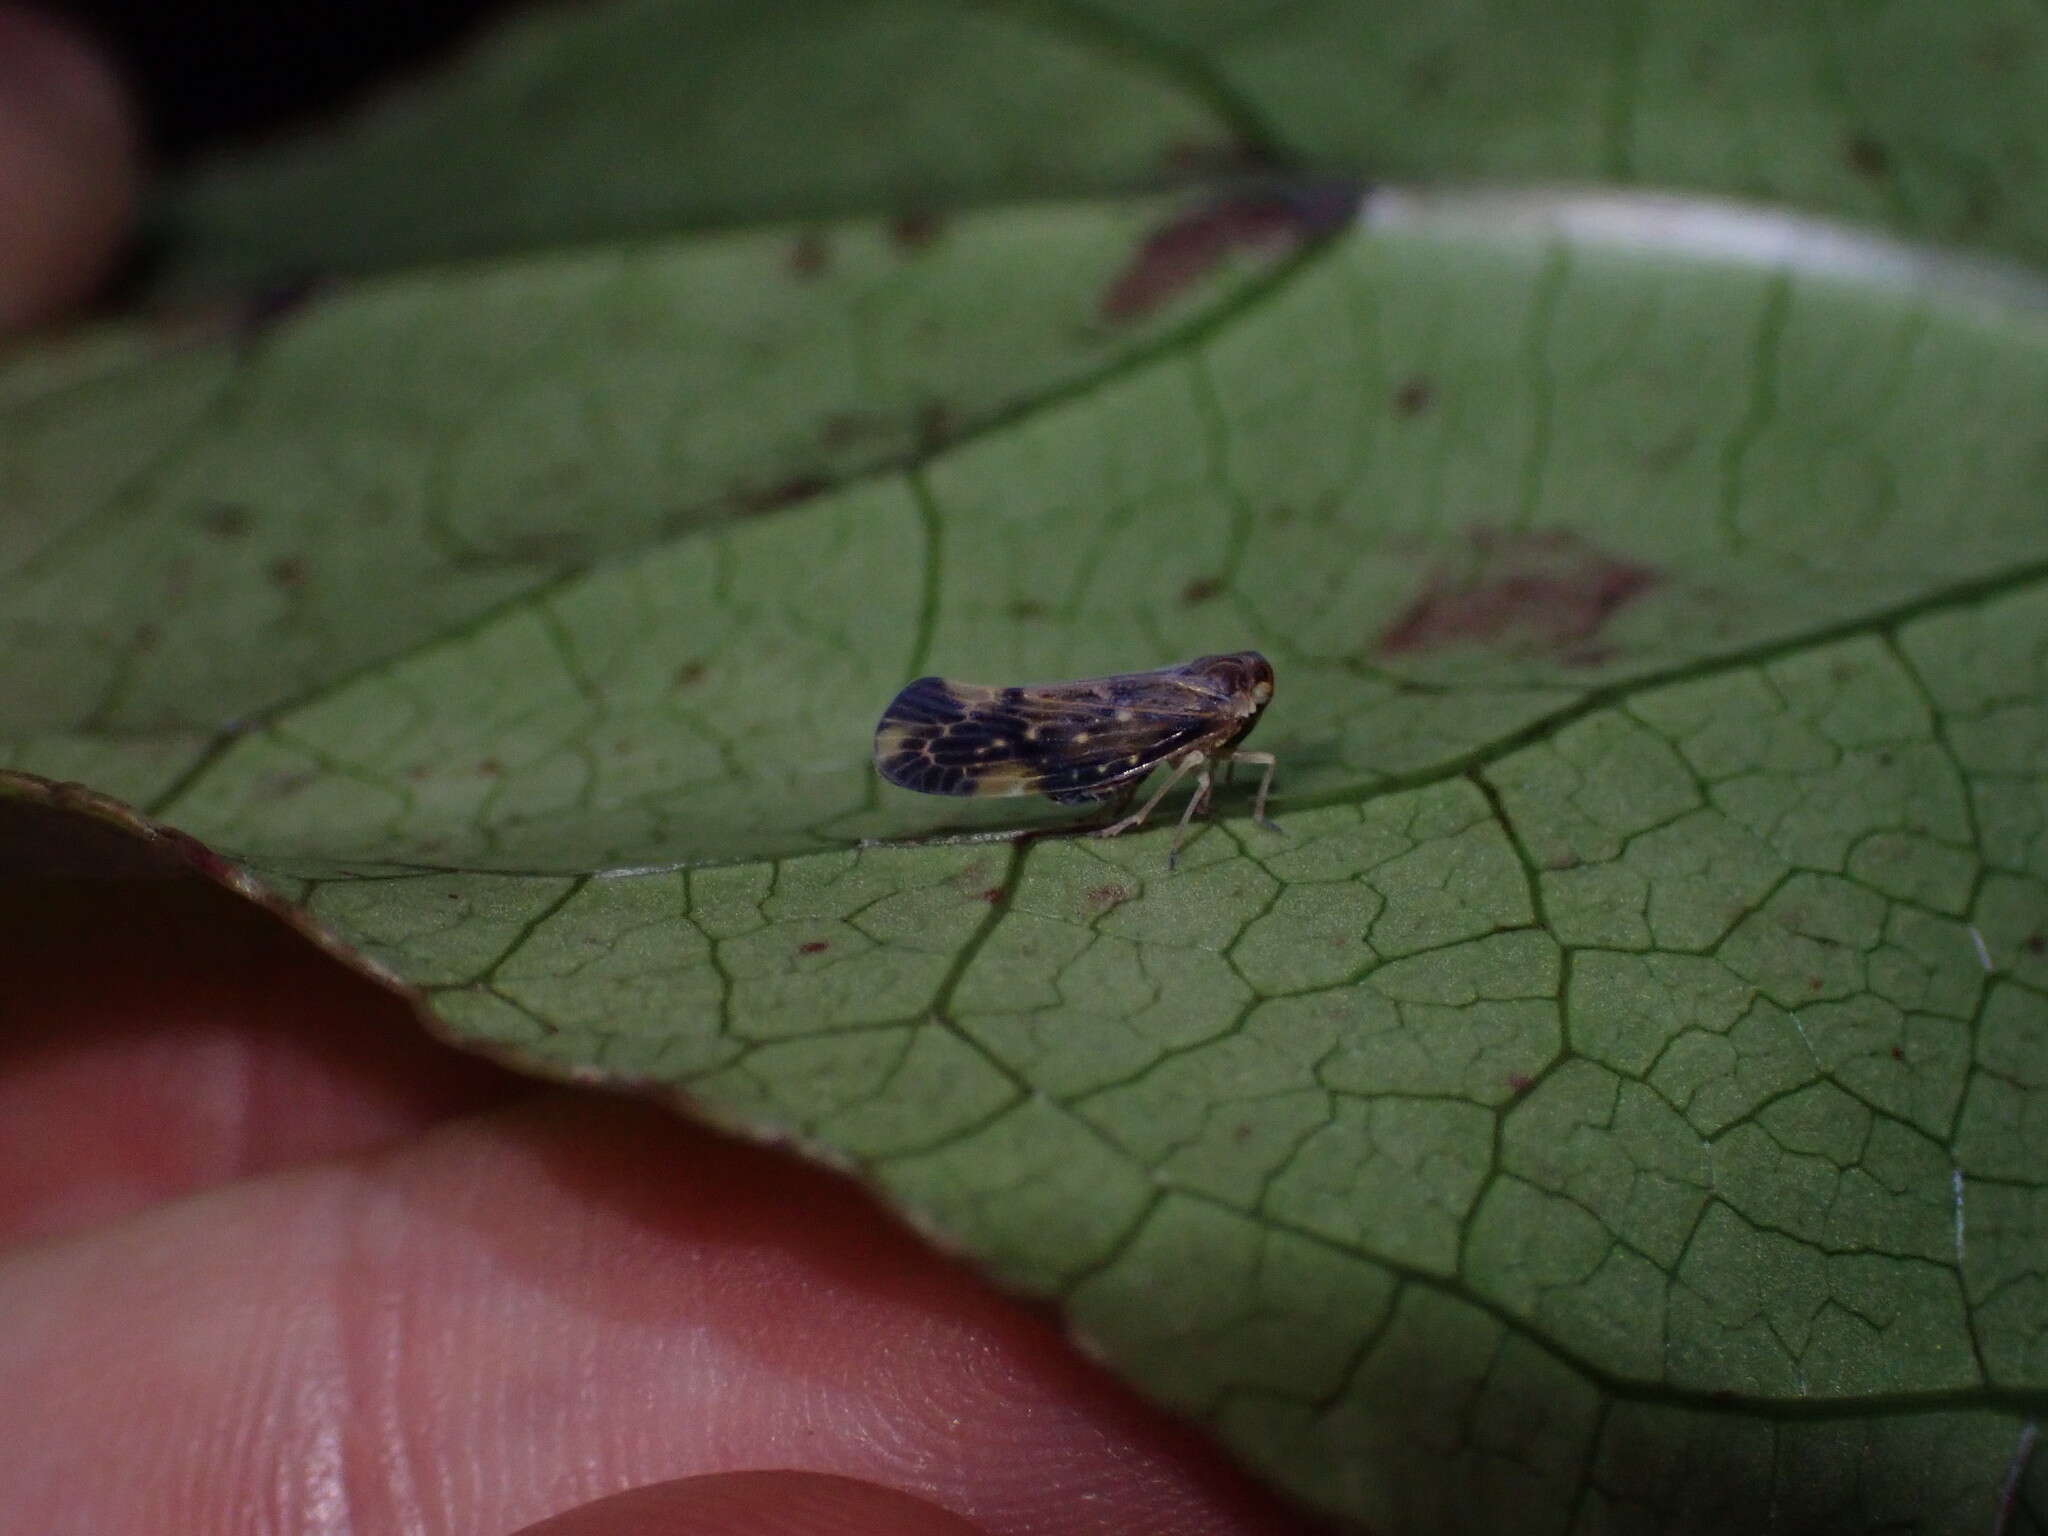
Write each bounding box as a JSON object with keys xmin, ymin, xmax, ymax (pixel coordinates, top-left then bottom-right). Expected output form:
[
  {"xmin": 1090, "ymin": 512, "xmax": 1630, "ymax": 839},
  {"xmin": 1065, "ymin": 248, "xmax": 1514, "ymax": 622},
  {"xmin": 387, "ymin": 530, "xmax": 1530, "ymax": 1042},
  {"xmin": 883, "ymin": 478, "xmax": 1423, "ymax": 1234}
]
[
  {"xmin": 977, "ymin": 887, "xmax": 1006, "ymax": 904},
  {"xmin": 2024, "ymin": 932, "xmax": 2046, "ymax": 956},
  {"xmin": 477, "ymin": 759, "xmax": 503, "ymax": 777},
  {"xmin": 1008, "ymin": 598, "xmax": 1048, "ymax": 620},
  {"xmin": 1085, "ymin": 883, "xmax": 1133, "ymax": 913},
  {"xmin": 890, "ymin": 210, "xmax": 943, "ymax": 252},
  {"xmin": 267, "ymin": 555, "xmax": 308, "ymax": 589},
  {"xmin": 1890, "ymin": 1044, "xmax": 1906, "ymax": 1062},
  {"xmin": 674, "ymin": 661, "xmax": 708, "ymax": 688},
  {"xmin": 1376, "ymin": 527, "xmax": 1657, "ymax": 662},
  {"xmin": 789, "ymin": 231, "xmax": 830, "ymax": 279},
  {"xmin": 1099, "ymin": 180, "xmax": 1363, "ymax": 323},
  {"xmin": 1507, "ymin": 1072, "xmax": 1535, "ymax": 1095},
  {"xmin": 799, "ymin": 940, "xmax": 830, "ymax": 955},
  {"xmin": 1845, "ymin": 134, "xmax": 1892, "ymax": 178},
  {"xmin": 1182, "ymin": 575, "xmax": 1225, "ymax": 605},
  {"xmin": 1392, "ymin": 377, "xmax": 1435, "ymax": 417}
]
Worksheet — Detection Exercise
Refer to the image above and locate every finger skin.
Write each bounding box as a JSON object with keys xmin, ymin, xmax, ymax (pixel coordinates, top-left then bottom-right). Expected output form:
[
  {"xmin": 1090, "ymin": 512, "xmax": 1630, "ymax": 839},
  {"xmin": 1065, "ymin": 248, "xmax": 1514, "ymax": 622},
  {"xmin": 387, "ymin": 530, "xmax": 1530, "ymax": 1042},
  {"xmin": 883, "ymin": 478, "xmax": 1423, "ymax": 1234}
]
[
  {"xmin": 0, "ymin": 1089, "xmax": 1308, "ymax": 1535},
  {"xmin": 0, "ymin": 5, "xmax": 138, "ymax": 329},
  {"xmin": 512, "ymin": 1472, "xmax": 991, "ymax": 1536},
  {"xmin": 0, "ymin": 874, "xmax": 515, "ymax": 1245}
]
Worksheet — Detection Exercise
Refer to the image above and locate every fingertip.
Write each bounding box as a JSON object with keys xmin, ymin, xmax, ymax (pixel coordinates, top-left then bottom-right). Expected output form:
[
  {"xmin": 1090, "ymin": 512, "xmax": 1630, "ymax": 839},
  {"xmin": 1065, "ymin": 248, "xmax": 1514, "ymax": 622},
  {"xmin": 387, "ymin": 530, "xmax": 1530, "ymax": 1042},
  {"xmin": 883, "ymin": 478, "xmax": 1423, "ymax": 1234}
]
[{"xmin": 0, "ymin": 4, "xmax": 140, "ymax": 331}]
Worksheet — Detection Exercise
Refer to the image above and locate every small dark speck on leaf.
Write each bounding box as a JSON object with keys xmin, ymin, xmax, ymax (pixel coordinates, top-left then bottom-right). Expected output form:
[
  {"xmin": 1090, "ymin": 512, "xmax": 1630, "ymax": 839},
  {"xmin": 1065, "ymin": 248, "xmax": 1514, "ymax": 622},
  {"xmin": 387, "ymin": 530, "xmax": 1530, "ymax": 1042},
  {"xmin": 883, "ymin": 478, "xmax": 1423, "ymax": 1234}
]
[
  {"xmin": 1806, "ymin": 975, "xmax": 1825, "ymax": 992},
  {"xmin": 916, "ymin": 400, "xmax": 956, "ymax": 453},
  {"xmin": 267, "ymin": 555, "xmax": 308, "ymax": 589},
  {"xmin": 2024, "ymin": 933, "xmax": 2046, "ymax": 956},
  {"xmin": 239, "ymin": 275, "xmax": 329, "ymax": 338},
  {"xmin": 733, "ymin": 476, "xmax": 829, "ymax": 515},
  {"xmin": 1407, "ymin": 46, "xmax": 1454, "ymax": 102},
  {"xmin": 1507, "ymin": 1073, "xmax": 1534, "ymax": 1095},
  {"xmin": 200, "ymin": 503, "xmax": 253, "ymax": 539},
  {"xmin": 1890, "ymin": 1045, "xmax": 1906, "ymax": 1062},
  {"xmin": 1008, "ymin": 598, "xmax": 1048, "ymax": 620},
  {"xmin": 1085, "ymin": 883, "xmax": 1133, "ymax": 913},
  {"xmin": 1377, "ymin": 527, "xmax": 1657, "ymax": 661},
  {"xmin": 789, "ymin": 231, "xmax": 830, "ymax": 279},
  {"xmin": 132, "ymin": 622, "xmax": 160, "ymax": 653},
  {"xmin": 477, "ymin": 759, "xmax": 503, "ymax": 777},
  {"xmin": 1159, "ymin": 139, "xmax": 1271, "ymax": 179},
  {"xmin": 977, "ymin": 887, "xmax": 1006, "ymax": 904},
  {"xmin": 820, "ymin": 411, "xmax": 893, "ymax": 449},
  {"xmin": 1845, "ymin": 135, "xmax": 1892, "ymax": 177},
  {"xmin": 1392, "ymin": 377, "xmax": 1435, "ymax": 417},
  {"xmin": 799, "ymin": 940, "xmax": 830, "ymax": 955},
  {"xmin": 404, "ymin": 763, "xmax": 433, "ymax": 781},
  {"xmin": 1099, "ymin": 179, "xmax": 1363, "ymax": 323},
  {"xmin": 258, "ymin": 768, "xmax": 316, "ymax": 799},
  {"xmin": 674, "ymin": 661, "xmax": 708, "ymax": 688},
  {"xmin": 1231, "ymin": 1121, "xmax": 1254, "ymax": 1144},
  {"xmin": 1182, "ymin": 575, "xmax": 1225, "ymax": 605},
  {"xmin": 890, "ymin": 210, "xmax": 943, "ymax": 252}
]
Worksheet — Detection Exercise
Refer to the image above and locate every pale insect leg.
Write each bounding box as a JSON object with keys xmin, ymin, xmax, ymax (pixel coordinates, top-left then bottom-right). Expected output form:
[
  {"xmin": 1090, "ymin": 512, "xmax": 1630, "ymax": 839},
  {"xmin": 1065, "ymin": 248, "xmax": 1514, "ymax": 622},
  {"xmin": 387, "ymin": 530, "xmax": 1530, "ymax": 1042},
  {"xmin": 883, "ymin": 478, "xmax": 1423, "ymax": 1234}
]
[
  {"xmin": 1094, "ymin": 751, "xmax": 1206, "ymax": 841},
  {"xmin": 1230, "ymin": 751, "xmax": 1280, "ymax": 831},
  {"xmin": 1166, "ymin": 760, "xmax": 1218, "ymax": 869}
]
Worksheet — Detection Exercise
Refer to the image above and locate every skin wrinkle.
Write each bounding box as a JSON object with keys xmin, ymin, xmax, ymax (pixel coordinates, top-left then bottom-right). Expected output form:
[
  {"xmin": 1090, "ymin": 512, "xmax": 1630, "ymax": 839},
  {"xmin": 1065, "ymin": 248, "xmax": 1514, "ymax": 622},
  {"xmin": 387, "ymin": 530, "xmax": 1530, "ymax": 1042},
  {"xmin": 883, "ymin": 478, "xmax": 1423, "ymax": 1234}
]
[{"xmin": 1, "ymin": 1087, "xmax": 1294, "ymax": 1533}]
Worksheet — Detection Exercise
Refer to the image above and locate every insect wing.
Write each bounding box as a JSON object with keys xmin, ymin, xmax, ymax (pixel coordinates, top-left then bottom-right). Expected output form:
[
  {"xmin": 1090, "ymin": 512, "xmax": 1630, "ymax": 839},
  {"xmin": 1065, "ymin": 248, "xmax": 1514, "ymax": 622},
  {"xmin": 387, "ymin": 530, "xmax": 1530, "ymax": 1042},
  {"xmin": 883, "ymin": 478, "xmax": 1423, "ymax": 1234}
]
[{"xmin": 874, "ymin": 666, "xmax": 1229, "ymax": 802}]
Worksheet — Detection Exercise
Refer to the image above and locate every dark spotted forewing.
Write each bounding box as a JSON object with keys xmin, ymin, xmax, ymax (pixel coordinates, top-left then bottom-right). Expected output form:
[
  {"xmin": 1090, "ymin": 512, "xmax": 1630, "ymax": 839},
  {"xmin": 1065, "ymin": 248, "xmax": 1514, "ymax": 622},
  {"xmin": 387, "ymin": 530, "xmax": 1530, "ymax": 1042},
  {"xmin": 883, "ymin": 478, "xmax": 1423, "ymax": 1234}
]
[{"xmin": 874, "ymin": 664, "xmax": 1234, "ymax": 804}]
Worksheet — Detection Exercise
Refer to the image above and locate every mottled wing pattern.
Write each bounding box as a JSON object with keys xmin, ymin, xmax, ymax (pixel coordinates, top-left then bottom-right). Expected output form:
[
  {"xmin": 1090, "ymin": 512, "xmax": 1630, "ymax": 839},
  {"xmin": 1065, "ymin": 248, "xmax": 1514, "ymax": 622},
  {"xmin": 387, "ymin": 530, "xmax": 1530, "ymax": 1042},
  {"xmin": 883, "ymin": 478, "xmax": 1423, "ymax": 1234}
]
[{"xmin": 875, "ymin": 667, "xmax": 1229, "ymax": 803}]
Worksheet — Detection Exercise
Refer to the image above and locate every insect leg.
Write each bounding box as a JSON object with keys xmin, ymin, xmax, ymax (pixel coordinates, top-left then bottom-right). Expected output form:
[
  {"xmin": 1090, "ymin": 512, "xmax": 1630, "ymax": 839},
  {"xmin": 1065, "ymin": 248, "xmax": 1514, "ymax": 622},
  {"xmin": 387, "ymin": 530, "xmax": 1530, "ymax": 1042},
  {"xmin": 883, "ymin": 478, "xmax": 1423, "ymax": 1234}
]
[
  {"xmin": 1167, "ymin": 761, "xmax": 1217, "ymax": 870},
  {"xmin": 1232, "ymin": 751, "xmax": 1280, "ymax": 832},
  {"xmin": 1094, "ymin": 752, "xmax": 1205, "ymax": 841}
]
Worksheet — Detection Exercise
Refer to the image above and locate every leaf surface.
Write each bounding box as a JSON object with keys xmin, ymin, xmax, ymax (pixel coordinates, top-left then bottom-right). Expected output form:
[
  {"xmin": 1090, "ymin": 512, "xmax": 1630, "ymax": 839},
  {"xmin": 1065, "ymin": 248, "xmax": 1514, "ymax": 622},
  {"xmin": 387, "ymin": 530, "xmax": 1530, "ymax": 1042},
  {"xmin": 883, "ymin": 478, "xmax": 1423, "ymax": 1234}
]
[{"xmin": 13, "ymin": 194, "xmax": 2048, "ymax": 1528}]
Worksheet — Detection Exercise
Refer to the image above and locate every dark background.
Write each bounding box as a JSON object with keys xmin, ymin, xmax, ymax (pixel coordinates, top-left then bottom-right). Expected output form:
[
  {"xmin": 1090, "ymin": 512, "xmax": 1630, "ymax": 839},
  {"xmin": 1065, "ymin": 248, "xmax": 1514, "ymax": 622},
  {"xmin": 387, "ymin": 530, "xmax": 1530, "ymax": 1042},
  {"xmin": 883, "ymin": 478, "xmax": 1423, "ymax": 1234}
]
[{"xmin": 40, "ymin": 0, "xmax": 518, "ymax": 155}]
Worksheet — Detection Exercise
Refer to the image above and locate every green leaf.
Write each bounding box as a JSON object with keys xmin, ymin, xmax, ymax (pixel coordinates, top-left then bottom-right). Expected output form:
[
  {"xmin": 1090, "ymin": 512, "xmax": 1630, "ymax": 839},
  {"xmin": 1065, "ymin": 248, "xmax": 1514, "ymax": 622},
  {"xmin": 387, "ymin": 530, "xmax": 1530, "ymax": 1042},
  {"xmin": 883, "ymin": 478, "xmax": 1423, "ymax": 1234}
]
[
  {"xmin": 14, "ymin": 190, "xmax": 2048, "ymax": 1528},
  {"xmin": 153, "ymin": 0, "xmax": 2048, "ymax": 295},
  {"xmin": 152, "ymin": 0, "xmax": 1243, "ymax": 291}
]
